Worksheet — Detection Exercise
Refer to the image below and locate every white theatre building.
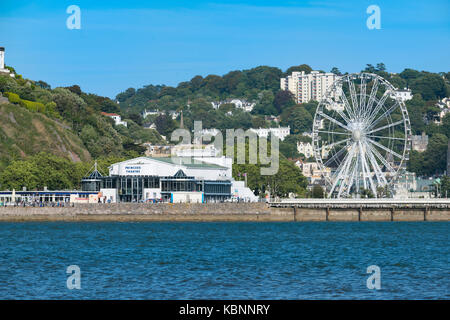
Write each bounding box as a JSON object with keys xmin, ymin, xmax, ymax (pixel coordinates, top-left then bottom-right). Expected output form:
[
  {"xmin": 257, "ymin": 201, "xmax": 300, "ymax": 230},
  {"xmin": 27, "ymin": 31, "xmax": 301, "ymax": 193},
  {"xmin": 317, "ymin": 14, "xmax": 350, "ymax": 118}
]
[{"xmin": 82, "ymin": 156, "xmax": 258, "ymax": 203}]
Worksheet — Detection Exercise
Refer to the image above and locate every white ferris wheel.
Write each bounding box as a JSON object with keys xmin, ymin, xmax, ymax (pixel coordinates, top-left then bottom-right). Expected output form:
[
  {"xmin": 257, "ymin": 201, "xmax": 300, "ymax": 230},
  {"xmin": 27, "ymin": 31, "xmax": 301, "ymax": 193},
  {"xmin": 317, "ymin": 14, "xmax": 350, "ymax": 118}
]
[{"xmin": 312, "ymin": 73, "xmax": 412, "ymax": 198}]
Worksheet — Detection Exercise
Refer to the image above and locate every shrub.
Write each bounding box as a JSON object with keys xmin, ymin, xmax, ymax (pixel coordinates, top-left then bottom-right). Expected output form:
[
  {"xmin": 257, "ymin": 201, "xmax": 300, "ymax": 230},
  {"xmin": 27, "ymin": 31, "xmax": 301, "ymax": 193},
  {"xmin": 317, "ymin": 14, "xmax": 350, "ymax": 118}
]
[
  {"xmin": 21, "ymin": 99, "xmax": 45, "ymax": 113},
  {"xmin": 4, "ymin": 92, "xmax": 46, "ymax": 113},
  {"xmin": 4, "ymin": 92, "xmax": 21, "ymax": 103}
]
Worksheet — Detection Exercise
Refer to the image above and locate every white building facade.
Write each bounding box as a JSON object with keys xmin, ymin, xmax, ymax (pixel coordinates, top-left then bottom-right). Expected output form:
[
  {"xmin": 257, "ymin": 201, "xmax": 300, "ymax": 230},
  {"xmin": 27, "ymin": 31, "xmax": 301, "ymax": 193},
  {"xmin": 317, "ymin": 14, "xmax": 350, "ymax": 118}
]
[
  {"xmin": 297, "ymin": 141, "xmax": 329, "ymax": 158},
  {"xmin": 390, "ymin": 88, "xmax": 413, "ymax": 102},
  {"xmin": 211, "ymin": 99, "xmax": 255, "ymax": 112},
  {"xmin": 0, "ymin": 47, "xmax": 13, "ymax": 76},
  {"xmin": 295, "ymin": 161, "xmax": 331, "ymax": 185},
  {"xmin": 141, "ymin": 109, "xmax": 162, "ymax": 118},
  {"xmin": 249, "ymin": 126, "xmax": 290, "ymax": 141},
  {"xmin": 101, "ymin": 112, "xmax": 127, "ymax": 127},
  {"xmin": 297, "ymin": 142, "xmax": 314, "ymax": 158}
]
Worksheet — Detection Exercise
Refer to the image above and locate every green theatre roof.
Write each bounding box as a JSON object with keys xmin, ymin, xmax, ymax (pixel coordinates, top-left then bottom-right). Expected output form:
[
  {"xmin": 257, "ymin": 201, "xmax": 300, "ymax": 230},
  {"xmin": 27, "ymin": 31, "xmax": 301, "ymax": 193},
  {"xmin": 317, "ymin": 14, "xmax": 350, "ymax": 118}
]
[{"xmin": 147, "ymin": 157, "xmax": 228, "ymax": 169}]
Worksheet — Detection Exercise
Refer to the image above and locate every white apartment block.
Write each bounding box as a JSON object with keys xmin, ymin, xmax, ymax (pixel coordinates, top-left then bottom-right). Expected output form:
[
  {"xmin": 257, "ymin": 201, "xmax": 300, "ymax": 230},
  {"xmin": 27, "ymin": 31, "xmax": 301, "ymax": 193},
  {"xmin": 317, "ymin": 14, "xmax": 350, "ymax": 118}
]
[
  {"xmin": 280, "ymin": 71, "xmax": 339, "ymax": 104},
  {"xmin": 249, "ymin": 126, "xmax": 290, "ymax": 141}
]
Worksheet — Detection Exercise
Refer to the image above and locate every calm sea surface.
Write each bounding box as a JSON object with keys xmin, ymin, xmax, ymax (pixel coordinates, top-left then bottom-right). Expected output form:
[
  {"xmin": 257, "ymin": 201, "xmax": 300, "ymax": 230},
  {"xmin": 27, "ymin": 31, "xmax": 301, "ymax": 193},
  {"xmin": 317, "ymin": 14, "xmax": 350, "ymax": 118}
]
[{"xmin": 0, "ymin": 222, "xmax": 448, "ymax": 299}]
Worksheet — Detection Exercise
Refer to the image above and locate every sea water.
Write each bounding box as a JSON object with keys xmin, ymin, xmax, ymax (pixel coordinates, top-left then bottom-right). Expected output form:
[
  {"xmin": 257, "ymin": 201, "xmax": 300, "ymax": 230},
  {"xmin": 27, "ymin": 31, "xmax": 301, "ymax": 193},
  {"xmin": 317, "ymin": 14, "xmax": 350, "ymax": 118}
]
[{"xmin": 0, "ymin": 222, "xmax": 448, "ymax": 299}]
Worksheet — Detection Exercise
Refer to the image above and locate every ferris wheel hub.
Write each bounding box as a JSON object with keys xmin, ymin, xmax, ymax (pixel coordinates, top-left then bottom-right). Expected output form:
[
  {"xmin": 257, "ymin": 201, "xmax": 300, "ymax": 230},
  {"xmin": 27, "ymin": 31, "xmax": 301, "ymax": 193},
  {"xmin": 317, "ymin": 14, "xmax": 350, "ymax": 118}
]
[{"xmin": 352, "ymin": 129, "xmax": 362, "ymax": 142}]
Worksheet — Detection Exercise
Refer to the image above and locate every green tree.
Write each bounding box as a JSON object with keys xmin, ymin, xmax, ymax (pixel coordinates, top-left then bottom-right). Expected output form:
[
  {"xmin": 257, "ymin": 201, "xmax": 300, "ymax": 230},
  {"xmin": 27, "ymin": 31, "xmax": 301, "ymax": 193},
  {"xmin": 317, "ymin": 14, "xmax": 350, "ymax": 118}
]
[
  {"xmin": 282, "ymin": 106, "xmax": 313, "ymax": 134},
  {"xmin": 437, "ymin": 175, "xmax": 450, "ymax": 198},
  {"xmin": 0, "ymin": 160, "xmax": 41, "ymax": 190},
  {"xmin": 365, "ymin": 64, "xmax": 376, "ymax": 73},
  {"xmin": 252, "ymin": 90, "xmax": 276, "ymax": 115},
  {"xmin": 311, "ymin": 185, "xmax": 324, "ymax": 198},
  {"xmin": 422, "ymin": 133, "xmax": 448, "ymax": 175},
  {"xmin": 410, "ymin": 73, "xmax": 447, "ymax": 100},
  {"xmin": 376, "ymin": 63, "xmax": 386, "ymax": 72},
  {"xmin": 408, "ymin": 150, "xmax": 425, "ymax": 176},
  {"xmin": 230, "ymin": 140, "xmax": 308, "ymax": 197},
  {"xmin": 330, "ymin": 67, "xmax": 341, "ymax": 75},
  {"xmin": 0, "ymin": 152, "xmax": 78, "ymax": 190},
  {"xmin": 279, "ymin": 141, "xmax": 300, "ymax": 159},
  {"xmin": 399, "ymin": 68, "xmax": 421, "ymax": 85},
  {"xmin": 441, "ymin": 113, "xmax": 450, "ymax": 138},
  {"xmin": 273, "ymin": 90, "xmax": 295, "ymax": 114},
  {"xmin": 284, "ymin": 64, "xmax": 312, "ymax": 76},
  {"xmin": 155, "ymin": 113, "xmax": 177, "ymax": 137}
]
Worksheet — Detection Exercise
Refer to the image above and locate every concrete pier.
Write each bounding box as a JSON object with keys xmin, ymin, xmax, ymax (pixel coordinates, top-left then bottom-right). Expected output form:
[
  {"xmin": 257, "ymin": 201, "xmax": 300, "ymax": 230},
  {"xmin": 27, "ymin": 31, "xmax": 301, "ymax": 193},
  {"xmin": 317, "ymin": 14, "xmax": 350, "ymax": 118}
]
[{"xmin": 270, "ymin": 199, "xmax": 450, "ymax": 222}]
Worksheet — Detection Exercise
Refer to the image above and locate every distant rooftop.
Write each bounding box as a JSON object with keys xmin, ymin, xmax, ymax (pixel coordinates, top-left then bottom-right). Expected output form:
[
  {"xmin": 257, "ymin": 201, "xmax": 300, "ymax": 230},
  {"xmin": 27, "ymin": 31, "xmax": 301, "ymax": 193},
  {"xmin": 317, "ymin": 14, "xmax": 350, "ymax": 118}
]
[
  {"xmin": 101, "ymin": 112, "xmax": 120, "ymax": 116},
  {"xmin": 149, "ymin": 157, "xmax": 228, "ymax": 169}
]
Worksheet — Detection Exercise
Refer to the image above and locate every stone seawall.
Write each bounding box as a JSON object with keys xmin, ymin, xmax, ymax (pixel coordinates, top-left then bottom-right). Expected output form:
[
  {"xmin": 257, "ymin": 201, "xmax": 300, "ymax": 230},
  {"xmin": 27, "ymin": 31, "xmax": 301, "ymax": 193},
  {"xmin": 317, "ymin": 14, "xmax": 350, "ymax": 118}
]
[{"xmin": 0, "ymin": 203, "xmax": 448, "ymax": 222}]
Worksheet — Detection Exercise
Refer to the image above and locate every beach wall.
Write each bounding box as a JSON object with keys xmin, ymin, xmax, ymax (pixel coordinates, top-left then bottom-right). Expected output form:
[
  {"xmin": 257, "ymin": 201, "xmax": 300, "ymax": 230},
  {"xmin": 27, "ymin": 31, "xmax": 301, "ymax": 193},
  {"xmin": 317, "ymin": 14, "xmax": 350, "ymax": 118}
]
[{"xmin": 0, "ymin": 203, "xmax": 449, "ymax": 221}]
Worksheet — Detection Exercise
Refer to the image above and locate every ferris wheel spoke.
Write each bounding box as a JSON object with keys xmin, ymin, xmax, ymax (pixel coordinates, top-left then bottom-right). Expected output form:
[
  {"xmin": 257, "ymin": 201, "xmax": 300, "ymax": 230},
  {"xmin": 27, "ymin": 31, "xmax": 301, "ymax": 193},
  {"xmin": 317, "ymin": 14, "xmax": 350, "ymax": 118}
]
[
  {"xmin": 367, "ymin": 152, "xmax": 386, "ymax": 193},
  {"xmin": 326, "ymin": 138, "xmax": 351, "ymax": 150},
  {"xmin": 367, "ymin": 138, "xmax": 403, "ymax": 159},
  {"xmin": 366, "ymin": 120, "xmax": 404, "ymax": 135},
  {"xmin": 317, "ymin": 130, "xmax": 351, "ymax": 136},
  {"xmin": 366, "ymin": 141, "xmax": 397, "ymax": 176},
  {"xmin": 330, "ymin": 146, "xmax": 353, "ymax": 188},
  {"xmin": 358, "ymin": 143, "xmax": 368, "ymax": 190},
  {"xmin": 359, "ymin": 143, "xmax": 378, "ymax": 197},
  {"xmin": 337, "ymin": 86, "xmax": 356, "ymax": 120},
  {"xmin": 318, "ymin": 111, "xmax": 350, "ymax": 131},
  {"xmin": 348, "ymin": 78, "xmax": 359, "ymax": 116},
  {"xmin": 366, "ymin": 91, "xmax": 391, "ymax": 125},
  {"xmin": 330, "ymin": 144, "xmax": 355, "ymax": 197},
  {"xmin": 346, "ymin": 155, "xmax": 360, "ymax": 197},
  {"xmin": 367, "ymin": 135, "xmax": 406, "ymax": 141},
  {"xmin": 324, "ymin": 146, "xmax": 347, "ymax": 167},
  {"xmin": 324, "ymin": 98, "xmax": 352, "ymax": 124},
  {"xmin": 339, "ymin": 150, "xmax": 359, "ymax": 198},
  {"xmin": 337, "ymin": 165, "xmax": 352, "ymax": 198},
  {"xmin": 368, "ymin": 101, "xmax": 400, "ymax": 129},
  {"xmin": 359, "ymin": 75, "xmax": 367, "ymax": 118},
  {"xmin": 335, "ymin": 108, "xmax": 352, "ymax": 125},
  {"xmin": 365, "ymin": 143, "xmax": 388, "ymax": 185},
  {"xmin": 363, "ymin": 78, "xmax": 379, "ymax": 119}
]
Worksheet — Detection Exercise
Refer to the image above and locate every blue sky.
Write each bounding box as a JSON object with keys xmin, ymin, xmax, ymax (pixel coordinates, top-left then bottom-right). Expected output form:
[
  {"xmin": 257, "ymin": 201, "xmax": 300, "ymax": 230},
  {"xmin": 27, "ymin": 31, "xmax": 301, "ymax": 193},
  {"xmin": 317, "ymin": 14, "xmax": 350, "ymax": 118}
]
[{"xmin": 0, "ymin": 0, "xmax": 449, "ymax": 98}]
